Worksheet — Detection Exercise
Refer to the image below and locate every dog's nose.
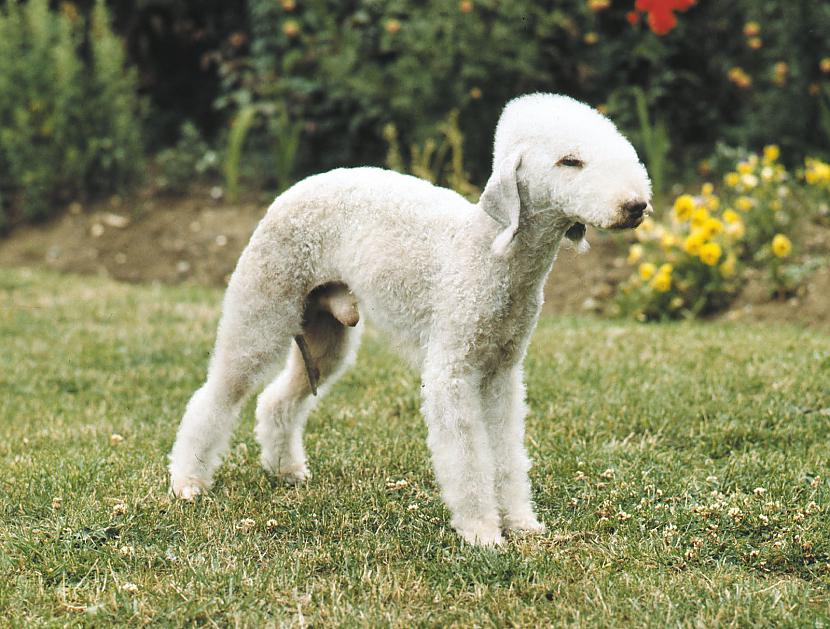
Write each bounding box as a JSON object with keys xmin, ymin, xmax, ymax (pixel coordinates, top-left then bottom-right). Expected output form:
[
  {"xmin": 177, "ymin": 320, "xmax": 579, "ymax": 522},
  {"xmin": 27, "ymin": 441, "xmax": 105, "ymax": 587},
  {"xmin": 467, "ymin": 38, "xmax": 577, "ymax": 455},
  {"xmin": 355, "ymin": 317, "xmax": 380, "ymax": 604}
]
[{"xmin": 622, "ymin": 200, "xmax": 648, "ymax": 219}]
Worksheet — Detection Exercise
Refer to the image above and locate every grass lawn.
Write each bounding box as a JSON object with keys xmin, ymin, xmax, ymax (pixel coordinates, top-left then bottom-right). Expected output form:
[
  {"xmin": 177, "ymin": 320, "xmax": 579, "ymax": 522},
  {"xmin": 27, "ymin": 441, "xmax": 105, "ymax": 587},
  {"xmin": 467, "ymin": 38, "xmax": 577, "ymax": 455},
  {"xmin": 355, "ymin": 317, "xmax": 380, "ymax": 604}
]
[{"xmin": 1, "ymin": 267, "xmax": 829, "ymax": 627}]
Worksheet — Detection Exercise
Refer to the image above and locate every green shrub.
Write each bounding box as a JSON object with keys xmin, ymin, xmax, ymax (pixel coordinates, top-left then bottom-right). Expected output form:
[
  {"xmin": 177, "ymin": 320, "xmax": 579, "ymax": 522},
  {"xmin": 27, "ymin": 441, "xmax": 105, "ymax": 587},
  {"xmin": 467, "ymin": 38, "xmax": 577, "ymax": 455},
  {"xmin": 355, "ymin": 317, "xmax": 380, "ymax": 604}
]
[
  {"xmin": 214, "ymin": 0, "xmax": 830, "ymax": 192},
  {"xmin": 223, "ymin": 102, "xmax": 303, "ymax": 201},
  {"xmin": 155, "ymin": 122, "xmax": 220, "ymax": 194},
  {"xmin": 383, "ymin": 110, "xmax": 478, "ymax": 200},
  {"xmin": 0, "ymin": 0, "xmax": 143, "ymax": 227}
]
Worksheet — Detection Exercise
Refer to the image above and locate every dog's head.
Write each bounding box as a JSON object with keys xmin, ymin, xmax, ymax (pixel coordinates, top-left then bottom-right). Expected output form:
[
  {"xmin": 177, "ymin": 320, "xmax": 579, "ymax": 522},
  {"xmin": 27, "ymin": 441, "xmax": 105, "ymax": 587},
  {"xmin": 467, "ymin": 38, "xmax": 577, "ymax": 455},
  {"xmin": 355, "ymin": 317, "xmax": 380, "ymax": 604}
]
[{"xmin": 479, "ymin": 93, "xmax": 652, "ymax": 256}]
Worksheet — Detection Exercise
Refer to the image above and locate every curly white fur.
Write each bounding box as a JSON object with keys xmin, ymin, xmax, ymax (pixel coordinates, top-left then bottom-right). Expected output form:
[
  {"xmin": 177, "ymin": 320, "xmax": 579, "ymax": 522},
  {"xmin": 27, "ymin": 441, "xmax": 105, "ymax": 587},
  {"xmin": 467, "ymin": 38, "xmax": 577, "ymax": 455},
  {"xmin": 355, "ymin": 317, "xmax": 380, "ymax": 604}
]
[{"xmin": 169, "ymin": 93, "xmax": 651, "ymax": 546}]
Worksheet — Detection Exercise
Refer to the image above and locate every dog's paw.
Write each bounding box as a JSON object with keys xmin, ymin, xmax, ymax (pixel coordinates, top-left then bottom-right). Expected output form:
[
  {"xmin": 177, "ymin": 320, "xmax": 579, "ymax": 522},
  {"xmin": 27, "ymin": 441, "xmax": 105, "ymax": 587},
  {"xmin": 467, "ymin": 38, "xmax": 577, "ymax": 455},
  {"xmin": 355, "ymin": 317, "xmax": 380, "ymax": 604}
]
[
  {"xmin": 504, "ymin": 516, "xmax": 547, "ymax": 536},
  {"xmin": 279, "ymin": 464, "xmax": 312, "ymax": 486},
  {"xmin": 170, "ymin": 475, "xmax": 210, "ymax": 500},
  {"xmin": 455, "ymin": 523, "xmax": 504, "ymax": 547},
  {"xmin": 262, "ymin": 457, "xmax": 312, "ymax": 486}
]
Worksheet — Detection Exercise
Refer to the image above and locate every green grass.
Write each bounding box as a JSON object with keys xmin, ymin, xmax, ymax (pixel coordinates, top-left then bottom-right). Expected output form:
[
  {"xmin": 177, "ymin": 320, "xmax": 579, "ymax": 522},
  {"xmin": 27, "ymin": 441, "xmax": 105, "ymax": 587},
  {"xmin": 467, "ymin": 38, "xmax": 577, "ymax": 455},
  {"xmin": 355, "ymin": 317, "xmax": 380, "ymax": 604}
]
[{"xmin": 1, "ymin": 268, "xmax": 829, "ymax": 627}]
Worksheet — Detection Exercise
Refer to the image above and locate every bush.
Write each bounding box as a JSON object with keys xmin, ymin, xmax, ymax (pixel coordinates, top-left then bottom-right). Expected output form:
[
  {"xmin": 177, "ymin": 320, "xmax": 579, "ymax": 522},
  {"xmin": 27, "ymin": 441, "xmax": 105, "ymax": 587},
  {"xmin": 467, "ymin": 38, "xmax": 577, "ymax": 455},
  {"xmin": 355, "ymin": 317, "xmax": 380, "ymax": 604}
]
[
  {"xmin": 155, "ymin": 122, "xmax": 220, "ymax": 194},
  {"xmin": 0, "ymin": 0, "xmax": 143, "ymax": 227},
  {"xmin": 383, "ymin": 110, "xmax": 479, "ymax": 200},
  {"xmin": 614, "ymin": 149, "xmax": 829, "ymax": 320},
  {"xmin": 210, "ymin": 0, "xmax": 830, "ymax": 192}
]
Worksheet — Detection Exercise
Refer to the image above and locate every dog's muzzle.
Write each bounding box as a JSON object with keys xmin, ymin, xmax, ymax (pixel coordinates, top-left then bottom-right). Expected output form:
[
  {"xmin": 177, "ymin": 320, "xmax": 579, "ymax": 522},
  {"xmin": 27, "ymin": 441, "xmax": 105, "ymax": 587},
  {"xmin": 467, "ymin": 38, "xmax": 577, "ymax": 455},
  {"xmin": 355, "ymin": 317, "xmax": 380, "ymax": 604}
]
[{"xmin": 609, "ymin": 200, "xmax": 652, "ymax": 229}]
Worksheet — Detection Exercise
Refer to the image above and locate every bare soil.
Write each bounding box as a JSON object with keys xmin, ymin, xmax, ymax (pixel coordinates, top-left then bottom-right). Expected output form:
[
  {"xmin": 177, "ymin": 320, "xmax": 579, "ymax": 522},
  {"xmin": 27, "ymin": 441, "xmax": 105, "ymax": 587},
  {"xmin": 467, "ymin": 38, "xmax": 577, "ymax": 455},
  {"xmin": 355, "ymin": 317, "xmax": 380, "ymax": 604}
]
[{"xmin": 1, "ymin": 188, "xmax": 827, "ymax": 330}]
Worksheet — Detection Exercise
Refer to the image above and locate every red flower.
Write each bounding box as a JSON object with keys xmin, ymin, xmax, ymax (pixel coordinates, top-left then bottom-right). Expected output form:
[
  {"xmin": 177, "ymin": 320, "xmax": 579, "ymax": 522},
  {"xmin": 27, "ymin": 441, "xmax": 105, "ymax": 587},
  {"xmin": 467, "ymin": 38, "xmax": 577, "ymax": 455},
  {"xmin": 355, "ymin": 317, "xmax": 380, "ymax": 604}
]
[
  {"xmin": 630, "ymin": 0, "xmax": 695, "ymax": 36},
  {"xmin": 626, "ymin": 10, "xmax": 640, "ymax": 25},
  {"xmin": 647, "ymin": 7, "xmax": 676, "ymax": 35}
]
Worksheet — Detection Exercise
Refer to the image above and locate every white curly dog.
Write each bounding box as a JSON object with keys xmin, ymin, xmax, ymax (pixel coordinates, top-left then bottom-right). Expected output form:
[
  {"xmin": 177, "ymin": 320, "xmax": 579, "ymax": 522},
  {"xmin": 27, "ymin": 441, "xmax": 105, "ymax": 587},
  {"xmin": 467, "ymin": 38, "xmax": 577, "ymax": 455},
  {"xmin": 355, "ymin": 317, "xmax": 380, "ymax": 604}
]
[{"xmin": 169, "ymin": 93, "xmax": 651, "ymax": 546}]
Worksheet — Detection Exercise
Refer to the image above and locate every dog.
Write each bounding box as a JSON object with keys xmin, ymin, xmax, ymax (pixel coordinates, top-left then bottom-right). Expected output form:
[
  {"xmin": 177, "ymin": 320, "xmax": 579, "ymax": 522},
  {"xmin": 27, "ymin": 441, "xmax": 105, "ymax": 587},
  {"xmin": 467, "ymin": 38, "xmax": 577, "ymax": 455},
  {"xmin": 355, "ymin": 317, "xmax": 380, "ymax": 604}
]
[{"xmin": 169, "ymin": 93, "xmax": 652, "ymax": 546}]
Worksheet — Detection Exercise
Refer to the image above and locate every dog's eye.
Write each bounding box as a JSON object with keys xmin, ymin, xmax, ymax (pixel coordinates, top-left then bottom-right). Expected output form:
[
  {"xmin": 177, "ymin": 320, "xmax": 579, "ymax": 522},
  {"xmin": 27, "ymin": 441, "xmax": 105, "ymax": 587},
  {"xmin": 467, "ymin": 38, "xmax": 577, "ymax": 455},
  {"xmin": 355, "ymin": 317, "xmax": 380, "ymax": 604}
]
[{"xmin": 557, "ymin": 156, "xmax": 584, "ymax": 168}]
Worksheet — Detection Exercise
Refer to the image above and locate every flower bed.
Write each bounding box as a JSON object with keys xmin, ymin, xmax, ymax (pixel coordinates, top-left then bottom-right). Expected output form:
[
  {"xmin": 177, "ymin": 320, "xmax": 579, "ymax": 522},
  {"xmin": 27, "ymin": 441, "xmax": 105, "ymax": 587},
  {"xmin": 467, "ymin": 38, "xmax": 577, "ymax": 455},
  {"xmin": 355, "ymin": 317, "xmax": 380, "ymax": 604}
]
[{"xmin": 614, "ymin": 149, "xmax": 830, "ymax": 321}]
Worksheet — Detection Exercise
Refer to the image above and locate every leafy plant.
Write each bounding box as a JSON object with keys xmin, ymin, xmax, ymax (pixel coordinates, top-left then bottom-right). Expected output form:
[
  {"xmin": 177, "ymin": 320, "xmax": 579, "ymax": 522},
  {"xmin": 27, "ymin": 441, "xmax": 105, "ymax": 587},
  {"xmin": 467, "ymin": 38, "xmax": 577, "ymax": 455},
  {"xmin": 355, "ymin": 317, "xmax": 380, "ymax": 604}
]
[
  {"xmin": 155, "ymin": 122, "xmax": 219, "ymax": 194},
  {"xmin": 614, "ymin": 147, "xmax": 825, "ymax": 320},
  {"xmin": 384, "ymin": 110, "xmax": 478, "ymax": 200},
  {"xmin": 225, "ymin": 105, "xmax": 258, "ymax": 202},
  {"xmin": 632, "ymin": 87, "xmax": 670, "ymax": 200},
  {"xmin": 269, "ymin": 105, "xmax": 303, "ymax": 194},
  {"xmin": 225, "ymin": 103, "xmax": 302, "ymax": 201},
  {"xmin": 0, "ymin": 0, "xmax": 143, "ymax": 226}
]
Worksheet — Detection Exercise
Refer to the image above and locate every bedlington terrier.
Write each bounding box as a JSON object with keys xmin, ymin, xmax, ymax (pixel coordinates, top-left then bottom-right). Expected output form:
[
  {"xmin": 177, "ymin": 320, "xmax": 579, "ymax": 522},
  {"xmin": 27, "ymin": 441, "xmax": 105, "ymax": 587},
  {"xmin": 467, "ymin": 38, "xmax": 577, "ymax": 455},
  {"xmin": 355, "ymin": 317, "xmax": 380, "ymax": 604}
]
[{"xmin": 169, "ymin": 93, "xmax": 651, "ymax": 546}]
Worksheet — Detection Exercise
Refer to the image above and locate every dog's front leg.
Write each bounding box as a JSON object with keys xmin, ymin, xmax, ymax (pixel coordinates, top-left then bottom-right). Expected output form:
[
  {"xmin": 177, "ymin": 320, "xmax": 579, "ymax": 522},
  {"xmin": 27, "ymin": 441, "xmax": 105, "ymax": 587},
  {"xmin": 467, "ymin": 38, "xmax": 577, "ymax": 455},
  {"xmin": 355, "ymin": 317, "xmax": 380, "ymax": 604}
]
[
  {"xmin": 421, "ymin": 362, "xmax": 502, "ymax": 547},
  {"xmin": 482, "ymin": 365, "xmax": 545, "ymax": 535}
]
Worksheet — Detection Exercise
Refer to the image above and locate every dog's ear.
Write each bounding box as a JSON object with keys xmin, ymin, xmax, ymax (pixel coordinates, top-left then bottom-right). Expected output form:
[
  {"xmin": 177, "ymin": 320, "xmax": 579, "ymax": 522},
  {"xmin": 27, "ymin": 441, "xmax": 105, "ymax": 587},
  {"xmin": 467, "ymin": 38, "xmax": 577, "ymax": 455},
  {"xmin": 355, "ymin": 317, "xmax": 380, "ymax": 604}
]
[
  {"xmin": 565, "ymin": 222, "xmax": 590, "ymax": 253},
  {"xmin": 478, "ymin": 150, "xmax": 522, "ymax": 256}
]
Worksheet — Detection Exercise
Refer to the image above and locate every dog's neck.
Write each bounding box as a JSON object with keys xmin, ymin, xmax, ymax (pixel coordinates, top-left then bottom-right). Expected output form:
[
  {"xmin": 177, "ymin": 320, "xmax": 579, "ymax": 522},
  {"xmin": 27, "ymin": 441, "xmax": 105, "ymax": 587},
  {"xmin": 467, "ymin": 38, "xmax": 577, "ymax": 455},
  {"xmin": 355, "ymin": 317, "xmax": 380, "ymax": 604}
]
[{"xmin": 508, "ymin": 208, "xmax": 569, "ymax": 289}]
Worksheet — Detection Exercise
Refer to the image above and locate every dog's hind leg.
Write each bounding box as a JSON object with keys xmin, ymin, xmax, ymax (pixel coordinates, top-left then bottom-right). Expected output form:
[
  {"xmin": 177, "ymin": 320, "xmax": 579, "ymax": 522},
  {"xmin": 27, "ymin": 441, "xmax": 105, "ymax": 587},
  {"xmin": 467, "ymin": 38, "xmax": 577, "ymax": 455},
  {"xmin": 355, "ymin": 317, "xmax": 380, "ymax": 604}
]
[
  {"xmin": 255, "ymin": 304, "xmax": 362, "ymax": 484},
  {"xmin": 169, "ymin": 264, "xmax": 303, "ymax": 499}
]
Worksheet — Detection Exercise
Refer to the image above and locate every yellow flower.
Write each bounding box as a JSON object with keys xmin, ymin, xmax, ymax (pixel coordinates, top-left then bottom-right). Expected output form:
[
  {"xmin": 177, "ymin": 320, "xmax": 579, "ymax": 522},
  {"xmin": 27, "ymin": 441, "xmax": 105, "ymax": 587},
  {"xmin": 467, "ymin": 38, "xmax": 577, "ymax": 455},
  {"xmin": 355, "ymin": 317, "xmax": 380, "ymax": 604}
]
[
  {"xmin": 706, "ymin": 195, "xmax": 720, "ymax": 210},
  {"xmin": 673, "ymin": 194, "xmax": 695, "ymax": 221},
  {"xmin": 725, "ymin": 221, "xmax": 745, "ymax": 240},
  {"xmin": 740, "ymin": 173, "xmax": 758, "ymax": 189},
  {"xmin": 638, "ymin": 216, "xmax": 656, "ymax": 234},
  {"xmin": 821, "ymin": 58, "xmax": 830, "ymax": 74},
  {"xmin": 804, "ymin": 158, "xmax": 830, "ymax": 185},
  {"xmin": 627, "ymin": 244, "xmax": 644, "ymax": 265},
  {"xmin": 670, "ymin": 296, "xmax": 684, "ymax": 309},
  {"xmin": 720, "ymin": 252, "xmax": 736, "ymax": 277},
  {"xmin": 660, "ymin": 233, "xmax": 678, "ymax": 249},
  {"xmin": 737, "ymin": 161, "xmax": 754, "ymax": 175},
  {"xmin": 584, "ymin": 32, "xmax": 599, "ymax": 45},
  {"xmin": 384, "ymin": 18, "xmax": 402, "ymax": 34},
  {"xmin": 747, "ymin": 37, "xmax": 762, "ymax": 50},
  {"xmin": 722, "ymin": 209, "xmax": 740, "ymax": 224},
  {"xmin": 703, "ymin": 217, "xmax": 724, "ymax": 238},
  {"xmin": 639, "ymin": 262, "xmax": 657, "ymax": 281},
  {"xmin": 691, "ymin": 207, "xmax": 710, "ymax": 228},
  {"xmin": 469, "ymin": 86, "xmax": 482, "ymax": 100},
  {"xmin": 587, "ymin": 0, "xmax": 611, "ymax": 10},
  {"xmin": 728, "ymin": 67, "xmax": 752, "ymax": 89},
  {"xmin": 282, "ymin": 19, "xmax": 300, "ymax": 37},
  {"xmin": 736, "ymin": 196, "xmax": 754, "ymax": 212},
  {"xmin": 699, "ymin": 242, "xmax": 722, "ymax": 266},
  {"xmin": 724, "ymin": 172, "xmax": 740, "ymax": 187},
  {"xmin": 743, "ymin": 21, "xmax": 760, "ymax": 37},
  {"xmin": 652, "ymin": 271, "xmax": 672, "ymax": 293},
  {"xmin": 763, "ymin": 144, "xmax": 780, "ymax": 163},
  {"xmin": 772, "ymin": 62, "xmax": 789, "ymax": 87},
  {"xmin": 683, "ymin": 231, "xmax": 706, "ymax": 255},
  {"xmin": 659, "ymin": 263, "xmax": 674, "ymax": 275},
  {"xmin": 771, "ymin": 233, "xmax": 792, "ymax": 258},
  {"xmin": 701, "ymin": 182, "xmax": 714, "ymax": 196},
  {"xmin": 770, "ymin": 199, "xmax": 782, "ymax": 211}
]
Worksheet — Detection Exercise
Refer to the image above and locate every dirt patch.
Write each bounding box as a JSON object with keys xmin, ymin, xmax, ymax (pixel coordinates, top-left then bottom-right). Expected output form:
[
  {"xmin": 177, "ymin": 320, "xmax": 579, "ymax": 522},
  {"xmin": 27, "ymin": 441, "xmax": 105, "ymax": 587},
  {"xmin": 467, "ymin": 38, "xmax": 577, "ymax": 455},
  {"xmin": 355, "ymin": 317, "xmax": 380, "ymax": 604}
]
[
  {"xmin": 1, "ymin": 189, "xmax": 827, "ymax": 331},
  {"xmin": 0, "ymin": 190, "xmax": 265, "ymax": 287},
  {"xmin": 542, "ymin": 233, "xmax": 631, "ymax": 315}
]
